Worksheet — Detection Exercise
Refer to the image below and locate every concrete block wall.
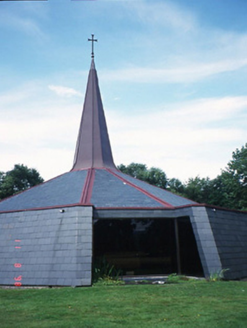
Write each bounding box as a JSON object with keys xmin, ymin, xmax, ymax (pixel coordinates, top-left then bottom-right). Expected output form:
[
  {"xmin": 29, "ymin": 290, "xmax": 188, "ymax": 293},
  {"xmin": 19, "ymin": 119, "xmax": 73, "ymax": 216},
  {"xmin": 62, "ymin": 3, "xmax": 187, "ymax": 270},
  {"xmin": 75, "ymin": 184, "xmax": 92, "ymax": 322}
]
[
  {"xmin": 0, "ymin": 206, "xmax": 93, "ymax": 286},
  {"xmin": 206, "ymin": 208, "xmax": 247, "ymax": 280},
  {"xmin": 191, "ymin": 206, "xmax": 222, "ymax": 278}
]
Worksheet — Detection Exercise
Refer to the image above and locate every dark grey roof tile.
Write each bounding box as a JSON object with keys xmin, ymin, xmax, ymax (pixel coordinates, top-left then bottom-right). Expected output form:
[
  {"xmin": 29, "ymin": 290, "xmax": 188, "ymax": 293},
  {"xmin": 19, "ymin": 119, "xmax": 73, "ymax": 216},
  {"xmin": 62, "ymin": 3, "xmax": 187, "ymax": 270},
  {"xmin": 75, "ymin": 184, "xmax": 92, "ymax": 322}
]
[
  {"xmin": 112, "ymin": 170, "xmax": 196, "ymax": 207},
  {"xmin": 0, "ymin": 170, "xmax": 87, "ymax": 212},
  {"xmin": 91, "ymin": 170, "xmax": 165, "ymax": 208}
]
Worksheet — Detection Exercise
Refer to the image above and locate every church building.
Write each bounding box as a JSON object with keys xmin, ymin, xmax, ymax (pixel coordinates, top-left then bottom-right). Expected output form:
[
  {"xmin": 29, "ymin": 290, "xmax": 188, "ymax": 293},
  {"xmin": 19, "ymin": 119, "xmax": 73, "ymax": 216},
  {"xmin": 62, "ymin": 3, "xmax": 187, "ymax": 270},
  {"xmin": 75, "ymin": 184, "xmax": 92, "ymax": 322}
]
[{"xmin": 0, "ymin": 37, "xmax": 247, "ymax": 286}]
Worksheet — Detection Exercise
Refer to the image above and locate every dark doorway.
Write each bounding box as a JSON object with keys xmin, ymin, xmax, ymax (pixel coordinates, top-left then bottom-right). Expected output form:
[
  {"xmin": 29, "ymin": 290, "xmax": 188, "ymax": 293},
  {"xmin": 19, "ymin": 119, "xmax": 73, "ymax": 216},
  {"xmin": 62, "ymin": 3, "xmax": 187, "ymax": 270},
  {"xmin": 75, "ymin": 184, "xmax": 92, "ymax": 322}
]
[
  {"xmin": 93, "ymin": 217, "xmax": 203, "ymax": 276},
  {"xmin": 177, "ymin": 217, "xmax": 204, "ymax": 276}
]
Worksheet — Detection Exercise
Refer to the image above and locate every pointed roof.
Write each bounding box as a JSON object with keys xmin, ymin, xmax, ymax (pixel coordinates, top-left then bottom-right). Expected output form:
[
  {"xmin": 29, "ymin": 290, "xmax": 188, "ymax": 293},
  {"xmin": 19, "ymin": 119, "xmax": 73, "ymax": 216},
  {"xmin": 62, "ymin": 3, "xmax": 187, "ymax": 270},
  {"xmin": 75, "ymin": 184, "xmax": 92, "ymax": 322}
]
[
  {"xmin": 0, "ymin": 53, "xmax": 198, "ymax": 214},
  {"xmin": 71, "ymin": 59, "xmax": 116, "ymax": 171}
]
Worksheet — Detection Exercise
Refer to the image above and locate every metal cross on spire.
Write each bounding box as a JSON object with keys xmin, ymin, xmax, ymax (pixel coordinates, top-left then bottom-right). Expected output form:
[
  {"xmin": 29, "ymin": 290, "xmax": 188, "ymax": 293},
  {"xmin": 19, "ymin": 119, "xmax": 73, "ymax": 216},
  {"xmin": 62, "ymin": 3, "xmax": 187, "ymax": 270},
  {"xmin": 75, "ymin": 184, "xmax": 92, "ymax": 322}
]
[{"xmin": 88, "ymin": 34, "xmax": 98, "ymax": 59}]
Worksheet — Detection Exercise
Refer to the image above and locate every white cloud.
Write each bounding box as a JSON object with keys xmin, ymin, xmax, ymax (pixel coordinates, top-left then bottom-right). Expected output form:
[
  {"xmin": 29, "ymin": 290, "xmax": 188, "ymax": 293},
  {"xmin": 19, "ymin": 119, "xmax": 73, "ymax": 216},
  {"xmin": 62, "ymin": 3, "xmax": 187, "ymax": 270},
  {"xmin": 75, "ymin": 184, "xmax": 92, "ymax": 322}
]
[
  {"xmin": 158, "ymin": 96, "xmax": 247, "ymax": 125},
  {"xmin": 101, "ymin": 59, "xmax": 247, "ymax": 84},
  {"xmin": 108, "ymin": 96, "xmax": 247, "ymax": 180},
  {"xmin": 0, "ymin": 90, "xmax": 246, "ymax": 182},
  {"xmin": 130, "ymin": 0, "xmax": 197, "ymax": 32},
  {"xmin": 48, "ymin": 85, "xmax": 83, "ymax": 98},
  {"xmin": 0, "ymin": 11, "xmax": 47, "ymax": 40}
]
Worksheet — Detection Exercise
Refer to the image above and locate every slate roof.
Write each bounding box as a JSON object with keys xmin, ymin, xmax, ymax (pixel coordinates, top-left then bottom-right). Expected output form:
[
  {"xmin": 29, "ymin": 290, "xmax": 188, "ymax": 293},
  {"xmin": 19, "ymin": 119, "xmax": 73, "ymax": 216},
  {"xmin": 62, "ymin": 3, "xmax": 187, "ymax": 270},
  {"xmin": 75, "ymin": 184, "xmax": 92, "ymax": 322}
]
[
  {"xmin": 0, "ymin": 57, "xmax": 197, "ymax": 213},
  {"xmin": 0, "ymin": 168, "xmax": 196, "ymax": 212}
]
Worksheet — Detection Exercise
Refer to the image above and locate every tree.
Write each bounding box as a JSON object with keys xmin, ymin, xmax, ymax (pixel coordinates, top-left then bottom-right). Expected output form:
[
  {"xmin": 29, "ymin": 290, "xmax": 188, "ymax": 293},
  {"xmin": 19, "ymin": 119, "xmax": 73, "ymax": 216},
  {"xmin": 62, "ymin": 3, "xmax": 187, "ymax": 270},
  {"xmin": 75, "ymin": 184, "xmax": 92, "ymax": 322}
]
[
  {"xmin": 167, "ymin": 178, "xmax": 185, "ymax": 196},
  {"xmin": 0, "ymin": 164, "xmax": 44, "ymax": 200},
  {"xmin": 182, "ymin": 144, "xmax": 247, "ymax": 210},
  {"xmin": 210, "ymin": 144, "xmax": 247, "ymax": 210},
  {"xmin": 117, "ymin": 163, "xmax": 148, "ymax": 180},
  {"xmin": 183, "ymin": 176, "xmax": 212, "ymax": 204},
  {"xmin": 118, "ymin": 163, "xmax": 168, "ymax": 189}
]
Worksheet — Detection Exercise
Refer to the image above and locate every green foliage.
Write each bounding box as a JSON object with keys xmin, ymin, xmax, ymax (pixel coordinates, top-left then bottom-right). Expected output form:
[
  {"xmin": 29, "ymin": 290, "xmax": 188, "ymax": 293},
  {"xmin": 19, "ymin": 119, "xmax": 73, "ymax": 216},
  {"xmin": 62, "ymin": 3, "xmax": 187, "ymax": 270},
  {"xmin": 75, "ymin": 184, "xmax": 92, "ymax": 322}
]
[
  {"xmin": 95, "ymin": 276, "xmax": 125, "ymax": 286},
  {"xmin": 146, "ymin": 166, "xmax": 168, "ymax": 188},
  {"xmin": 208, "ymin": 269, "xmax": 230, "ymax": 282},
  {"xmin": 93, "ymin": 257, "xmax": 123, "ymax": 284},
  {"xmin": 167, "ymin": 273, "xmax": 192, "ymax": 284},
  {"xmin": 0, "ymin": 164, "xmax": 44, "ymax": 200},
  {"xmin": 167, "ymin": 178, "xmax": 185, "ymax": 195},
  {"xmin": 118, "ymin": 162, "xmax": 168, "ymax": 189},
  {"xmin": 167, "ymin": 273, "xmax": 181, "ymax": 284},
  {"xmin": 207, "ymin": 144, "xmax": 247, "ymax": 210},
  {"xmin": 183, "ymin": 176, "xmax": 212, "ymax": 204},
  {"xmin": 223, "ymin": 144, "xmax": 247, "ymax": 210},
  {"xmin": 118, "ymin": 163, "xmax": 148, "ymax": 180}
]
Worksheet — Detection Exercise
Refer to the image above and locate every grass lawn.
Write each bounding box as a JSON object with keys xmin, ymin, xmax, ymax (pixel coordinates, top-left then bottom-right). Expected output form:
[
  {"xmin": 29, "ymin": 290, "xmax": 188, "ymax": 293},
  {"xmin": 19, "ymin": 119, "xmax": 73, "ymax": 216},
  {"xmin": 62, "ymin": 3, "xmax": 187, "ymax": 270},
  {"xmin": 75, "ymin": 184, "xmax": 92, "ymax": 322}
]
[{"xmin": 0, "ymin": 281, "xmax": 247, "ymax": 328}]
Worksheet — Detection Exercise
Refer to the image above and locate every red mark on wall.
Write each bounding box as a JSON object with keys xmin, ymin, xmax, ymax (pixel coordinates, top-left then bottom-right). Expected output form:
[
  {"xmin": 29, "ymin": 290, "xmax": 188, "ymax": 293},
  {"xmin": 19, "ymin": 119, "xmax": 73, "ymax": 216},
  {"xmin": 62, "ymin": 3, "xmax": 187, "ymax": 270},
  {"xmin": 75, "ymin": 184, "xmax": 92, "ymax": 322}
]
[
  {"xmin": 14, "ymin": 282, "xmax": 22, "ymax": 286},
  {"xmin": 14, "ymin": 239, "xmax": 22, "ymax": 286},
  {"xmin": 15, "ymin": 239, "xmax": 21, "ymax": 249},
  {"xmin": 14, "ymin": 263, "xmax": 22, "ymax": 268}
]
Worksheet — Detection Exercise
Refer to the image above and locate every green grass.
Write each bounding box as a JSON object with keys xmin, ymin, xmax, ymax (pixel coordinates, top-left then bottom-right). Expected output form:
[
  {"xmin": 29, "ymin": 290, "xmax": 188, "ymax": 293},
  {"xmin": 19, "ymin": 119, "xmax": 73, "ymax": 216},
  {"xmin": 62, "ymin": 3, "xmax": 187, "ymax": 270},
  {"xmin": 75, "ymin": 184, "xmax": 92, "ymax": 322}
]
[{"xmin": 0, "ymin": 281, "xmax": 247, "ymax": 328}]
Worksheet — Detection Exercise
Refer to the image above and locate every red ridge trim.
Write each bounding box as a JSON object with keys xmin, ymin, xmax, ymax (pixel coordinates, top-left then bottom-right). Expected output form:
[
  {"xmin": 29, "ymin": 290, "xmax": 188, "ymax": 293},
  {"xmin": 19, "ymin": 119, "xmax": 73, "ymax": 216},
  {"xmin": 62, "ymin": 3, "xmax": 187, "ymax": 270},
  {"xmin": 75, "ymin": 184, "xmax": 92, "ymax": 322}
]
[
  {"xmin": 106, "ymin": 168, "xmax": 174, "ymax": 208},
  {"xmin": 95, "ymin": 206, "xmax": 172, "ymax": 210},
  {"xmin": 80, "ymin": 168, "xmax": 95, "ymax": 204}
]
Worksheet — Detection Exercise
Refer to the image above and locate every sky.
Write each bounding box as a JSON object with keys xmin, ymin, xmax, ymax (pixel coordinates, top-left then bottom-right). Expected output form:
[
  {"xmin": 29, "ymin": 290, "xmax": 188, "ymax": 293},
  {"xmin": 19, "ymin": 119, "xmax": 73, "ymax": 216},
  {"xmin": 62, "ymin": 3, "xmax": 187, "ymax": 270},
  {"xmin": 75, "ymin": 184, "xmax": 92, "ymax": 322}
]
[{"xmin": 0, "ymin": 0, "xmax": 246, "ymax": 183}]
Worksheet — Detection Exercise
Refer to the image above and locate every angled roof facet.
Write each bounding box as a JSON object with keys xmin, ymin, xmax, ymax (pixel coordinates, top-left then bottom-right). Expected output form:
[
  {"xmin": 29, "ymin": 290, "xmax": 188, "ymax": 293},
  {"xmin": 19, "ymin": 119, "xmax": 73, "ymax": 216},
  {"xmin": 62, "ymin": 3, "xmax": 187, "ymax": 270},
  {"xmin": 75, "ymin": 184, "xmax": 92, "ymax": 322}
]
[{"xmin": 0, "ymin": 171, "xmax": 88, "ymax": 212}]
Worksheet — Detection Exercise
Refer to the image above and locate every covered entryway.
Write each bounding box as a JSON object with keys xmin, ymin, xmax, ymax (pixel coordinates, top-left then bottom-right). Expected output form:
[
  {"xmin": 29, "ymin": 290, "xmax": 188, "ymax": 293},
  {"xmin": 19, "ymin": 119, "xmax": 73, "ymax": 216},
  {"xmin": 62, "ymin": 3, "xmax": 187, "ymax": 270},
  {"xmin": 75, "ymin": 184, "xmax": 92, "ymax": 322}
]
[{"xmin": 93, "ymin": 217, "xmax": 203, "ymax": 276}]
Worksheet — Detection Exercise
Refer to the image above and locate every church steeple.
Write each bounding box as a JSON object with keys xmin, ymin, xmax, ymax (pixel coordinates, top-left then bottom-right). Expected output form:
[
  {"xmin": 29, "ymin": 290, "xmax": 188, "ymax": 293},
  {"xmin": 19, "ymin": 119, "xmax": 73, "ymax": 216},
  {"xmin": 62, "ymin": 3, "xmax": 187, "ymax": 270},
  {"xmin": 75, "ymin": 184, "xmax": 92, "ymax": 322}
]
[{"xmin": 71, "ymin": 37, "xmax": 116, "ymax": 171}]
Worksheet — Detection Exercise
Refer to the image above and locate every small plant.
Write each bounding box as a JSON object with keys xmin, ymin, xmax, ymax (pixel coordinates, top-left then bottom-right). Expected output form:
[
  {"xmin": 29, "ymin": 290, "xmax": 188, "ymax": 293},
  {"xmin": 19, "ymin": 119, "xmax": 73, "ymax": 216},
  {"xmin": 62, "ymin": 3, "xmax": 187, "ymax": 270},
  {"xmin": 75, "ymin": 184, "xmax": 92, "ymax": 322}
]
[
  {"xmin": 167, "ymin": 273, "xmax": 192, "ymax": 284},
  {"xmin": 208, "ymin": 268, "xmax": 229, "ymax": 282},
  {"xmin": 93, "ymin": 257, "xmax": 123, "ymax": 284},
  {"xmin": 97, "ymin": 276, "xmax": 125, "ymax": 286},
  {"xmin": 167, "ymin": 273, "xmax": 183, "ymax": 283}
]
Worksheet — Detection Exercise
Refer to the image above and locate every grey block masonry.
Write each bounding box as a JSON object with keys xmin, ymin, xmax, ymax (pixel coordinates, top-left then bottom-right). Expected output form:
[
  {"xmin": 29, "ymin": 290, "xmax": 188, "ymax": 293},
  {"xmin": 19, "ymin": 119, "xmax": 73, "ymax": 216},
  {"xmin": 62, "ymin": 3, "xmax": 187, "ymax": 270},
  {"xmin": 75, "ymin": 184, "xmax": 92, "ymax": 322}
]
[
  {"xmin": 190, "ymin": 207, "xmax": 222, "ymax": 277},
  {"xmin": 0, "ymin": 206, "xmax": 93, "ymax": 287},
  {"xmin": 206, "ymin": 207, "xmax": 247, "ymax": 280}
]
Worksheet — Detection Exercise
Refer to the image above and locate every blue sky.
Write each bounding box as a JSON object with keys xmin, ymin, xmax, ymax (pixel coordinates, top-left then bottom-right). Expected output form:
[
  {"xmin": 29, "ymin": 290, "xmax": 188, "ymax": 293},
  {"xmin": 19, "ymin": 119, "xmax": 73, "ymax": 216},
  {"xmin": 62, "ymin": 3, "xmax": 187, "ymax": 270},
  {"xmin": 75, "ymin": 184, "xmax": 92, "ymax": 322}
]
[{"xmin": 0, "ymin": 0, "xmax": 246, "ymax": 182}]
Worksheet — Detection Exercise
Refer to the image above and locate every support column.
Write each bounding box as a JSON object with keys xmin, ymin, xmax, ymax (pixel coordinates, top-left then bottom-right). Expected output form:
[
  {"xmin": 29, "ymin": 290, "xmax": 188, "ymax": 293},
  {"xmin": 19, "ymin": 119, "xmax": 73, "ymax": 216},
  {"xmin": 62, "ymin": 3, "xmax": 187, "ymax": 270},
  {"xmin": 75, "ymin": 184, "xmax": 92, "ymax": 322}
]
[{"xmin": 174, "ymin": 218, "xmax": 181, "ymax": 275}]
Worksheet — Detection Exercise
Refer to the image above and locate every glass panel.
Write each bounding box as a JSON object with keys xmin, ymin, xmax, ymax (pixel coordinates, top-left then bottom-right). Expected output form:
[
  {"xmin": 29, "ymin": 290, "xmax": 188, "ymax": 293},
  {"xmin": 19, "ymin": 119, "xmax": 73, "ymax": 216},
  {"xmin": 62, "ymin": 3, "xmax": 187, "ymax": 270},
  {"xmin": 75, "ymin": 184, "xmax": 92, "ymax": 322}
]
[{"xmin": 93, "ymin": 218, "xmax": 178, "ymax": 275}]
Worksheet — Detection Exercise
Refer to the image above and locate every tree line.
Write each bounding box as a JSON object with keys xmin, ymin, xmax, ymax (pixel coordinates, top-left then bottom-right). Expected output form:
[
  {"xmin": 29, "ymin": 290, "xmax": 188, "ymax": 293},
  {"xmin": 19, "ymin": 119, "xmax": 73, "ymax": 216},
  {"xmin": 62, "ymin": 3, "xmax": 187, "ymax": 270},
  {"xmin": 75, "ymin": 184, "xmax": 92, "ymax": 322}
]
[
  {"xmin": 0, "ymin": 144, "xmax": 246, "ymax": 211},
  {"xmin": 118, "ymin": 143, "xmax": 247, "ymax": 211}
]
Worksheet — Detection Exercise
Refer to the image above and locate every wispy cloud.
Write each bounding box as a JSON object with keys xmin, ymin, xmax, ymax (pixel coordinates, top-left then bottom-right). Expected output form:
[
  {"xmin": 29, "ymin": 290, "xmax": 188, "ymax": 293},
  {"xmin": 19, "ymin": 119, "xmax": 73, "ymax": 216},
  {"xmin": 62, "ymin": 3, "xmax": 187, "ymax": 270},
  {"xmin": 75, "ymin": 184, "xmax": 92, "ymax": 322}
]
[
  {"xmin": 108, "ymin": 96, "xmax": 247, "ymax": 137},
  {"xmin": 48, "ymin": 85, "xmax": 83, "ymax": 98},
  {"xmin": 129, "ymin": 0, "xmax": 197, "ymax": 32},
  {"xmin": 101, "ymin": 59, "xmax": 247, "ymax": 84},
  {"xmin": 108, "ymin": 95, "xmax": 246, "ymax": 180},
  {"xmin": 0, "ymin": 10, "xmax": 47, "ymax": 40}
]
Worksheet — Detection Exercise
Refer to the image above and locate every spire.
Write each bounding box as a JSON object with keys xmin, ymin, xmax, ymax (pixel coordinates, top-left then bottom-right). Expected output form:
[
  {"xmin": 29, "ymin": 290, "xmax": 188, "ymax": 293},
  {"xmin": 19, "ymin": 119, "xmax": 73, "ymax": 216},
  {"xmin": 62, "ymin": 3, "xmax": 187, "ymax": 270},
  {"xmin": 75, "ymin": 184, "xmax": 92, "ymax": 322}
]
[
  {"xmin": 88, "ymin": 34, "xmax": 97, "ymax": 59},
  {"xmin": 71, "ymin": 56, "xmax": 116, "ymax": 171}
]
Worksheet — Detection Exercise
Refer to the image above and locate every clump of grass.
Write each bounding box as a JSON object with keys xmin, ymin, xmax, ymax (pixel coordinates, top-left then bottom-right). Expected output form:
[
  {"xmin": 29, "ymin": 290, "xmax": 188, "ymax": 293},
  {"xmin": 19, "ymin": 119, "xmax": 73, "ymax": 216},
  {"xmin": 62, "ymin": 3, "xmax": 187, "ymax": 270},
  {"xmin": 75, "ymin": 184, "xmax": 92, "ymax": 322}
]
[
  {"xmin": 167, "ymin": 273, "xmax": 190, "ymax": 284},
  {"xmin": 96, "ymin": 276, "xmax": 125, "ymax": 286},
  {"xmin": 93, "ymin": 257, "xmax": 123, "ymax": 285},
  {"xmin": 208, "ymin": 269, "xmax": 229, "ymax": 282}
]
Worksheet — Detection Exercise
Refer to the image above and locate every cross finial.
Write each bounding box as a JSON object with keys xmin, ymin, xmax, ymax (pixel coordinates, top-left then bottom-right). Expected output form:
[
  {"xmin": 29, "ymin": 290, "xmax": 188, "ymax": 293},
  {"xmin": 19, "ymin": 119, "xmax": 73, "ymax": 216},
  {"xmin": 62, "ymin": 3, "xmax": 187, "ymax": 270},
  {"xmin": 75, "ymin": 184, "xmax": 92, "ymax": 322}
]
[{"xmin": 88, "ymin": 34, "xmax": 98, "ymax": 59}]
